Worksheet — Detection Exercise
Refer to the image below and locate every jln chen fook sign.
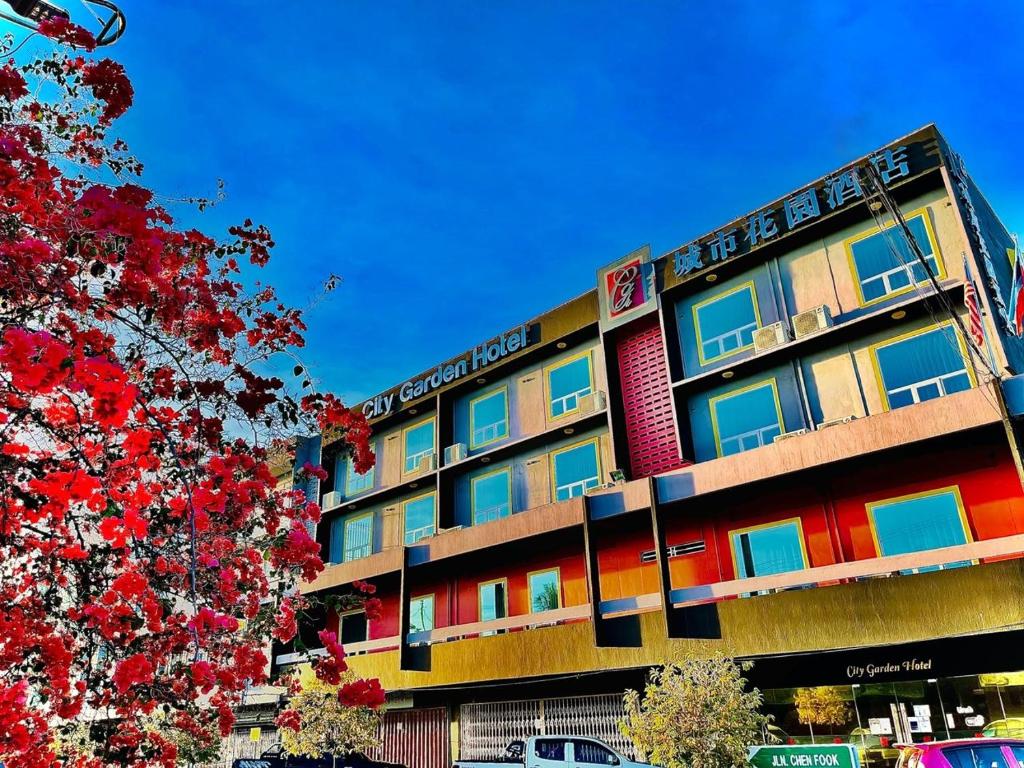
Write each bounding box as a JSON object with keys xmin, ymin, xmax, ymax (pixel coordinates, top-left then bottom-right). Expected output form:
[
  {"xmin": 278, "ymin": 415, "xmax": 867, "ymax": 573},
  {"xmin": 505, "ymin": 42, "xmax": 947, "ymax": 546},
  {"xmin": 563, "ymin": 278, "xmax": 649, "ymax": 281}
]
[{"xmin": 748, "ymin": 745, "xmax": 860, "ymax": 768}]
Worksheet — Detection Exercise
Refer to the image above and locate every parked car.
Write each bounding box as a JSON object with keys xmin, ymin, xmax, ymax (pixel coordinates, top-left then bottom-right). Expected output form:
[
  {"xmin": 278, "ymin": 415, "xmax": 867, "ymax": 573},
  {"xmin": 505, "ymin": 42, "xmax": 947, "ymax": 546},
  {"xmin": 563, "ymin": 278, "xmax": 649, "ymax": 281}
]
[
  {"xmin": 453, "ymin": 736, "xmax": 652, "ymax": 768},
  {"xmin": 232, "ymin": 743, "xmax": 406, "ymax": 768},
  {"xmin": 982, "ymin": 720, "xmax": 1024, "ymax": 739},
  {"xmin": 894, "ymin": 739, "xmax": 1024, "ymax": 768}
]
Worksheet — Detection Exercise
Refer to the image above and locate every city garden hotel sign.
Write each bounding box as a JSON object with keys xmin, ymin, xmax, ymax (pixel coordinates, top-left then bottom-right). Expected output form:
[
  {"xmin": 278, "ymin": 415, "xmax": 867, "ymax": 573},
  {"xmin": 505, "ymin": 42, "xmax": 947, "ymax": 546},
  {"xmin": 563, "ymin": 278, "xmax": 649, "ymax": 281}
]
[
  {"xmin": 668, "ymin": 142, "xmax": 927, "ymax": 279},
  {"xmin": 361, "ymin": 325, "xmax": 535, "ymax": 419}
]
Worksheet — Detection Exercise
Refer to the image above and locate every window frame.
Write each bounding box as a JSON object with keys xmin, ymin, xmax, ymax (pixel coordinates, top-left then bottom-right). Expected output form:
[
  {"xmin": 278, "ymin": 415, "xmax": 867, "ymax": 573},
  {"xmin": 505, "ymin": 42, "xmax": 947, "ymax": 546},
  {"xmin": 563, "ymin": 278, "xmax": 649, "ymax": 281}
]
[
  {"xmin": 469, "ymin": 385, "xmax": 510, "ymax": 449},
  {"xmin": 401, "ymin": 491, "xmax": 436, "ymax": 545},
  {"xmin": 543, "ymin": 350, "xmax": 595, "ymax": 420},
  {"xmin": 868, "ymin": 321, "xmax": 976, "ymax": 412},
  {"xmin": 691, "ymin": 281, "xmax": 762, "ymax": 366},
  {"xmin": 408, "ymin": 593, "xmax": 435, "ymax": 636},
  {"xmin": 337, "ymin": 608, "xmax": 369, "ymax": 645},
  {"xmin": 844, "ymin": 208, "xmax": 945, "ymax": 307},
  {"xmin": 342, "ymin": 511, "xmax": 374, "ymax": 562},
  {"xmin": 527, "ymin": 567, "xmax": 562, "ymax": 613},
  {"xmin": 478, "ymin": 577, "xmax": 509, "ymax": 626},
  {"xmin": 345, "ymin": 455, "xmax": 375, "ymax": 497},
  {"xmin": 728, "ymin": 516, "xmax": 809, "ymax": 579},
  {"xmin": 471, "ymin": 466, "xmax": 512, "ymax": 525},
  {"xmin": 401, "ymin": 416, "xmax": 436, "ymax": 476},
  {"xmin": 708, "ymin": 378, "xmax": 785, "ymax": 458},
  {"xmin": 866, "ymin": 485, "xmax": 972, "ymax": 558},
  {"xmin": 549, "ymin": 437, "xmax": 602, "ymax": 502}
]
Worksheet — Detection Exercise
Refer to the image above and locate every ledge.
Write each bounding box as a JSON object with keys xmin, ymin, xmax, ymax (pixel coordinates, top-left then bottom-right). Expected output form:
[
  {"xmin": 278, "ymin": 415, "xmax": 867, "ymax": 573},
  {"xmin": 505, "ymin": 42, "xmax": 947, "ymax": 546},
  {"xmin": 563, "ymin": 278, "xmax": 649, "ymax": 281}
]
[{"xmin": 300, "ymin": 546, "xmax": 404, "ymax": 594}]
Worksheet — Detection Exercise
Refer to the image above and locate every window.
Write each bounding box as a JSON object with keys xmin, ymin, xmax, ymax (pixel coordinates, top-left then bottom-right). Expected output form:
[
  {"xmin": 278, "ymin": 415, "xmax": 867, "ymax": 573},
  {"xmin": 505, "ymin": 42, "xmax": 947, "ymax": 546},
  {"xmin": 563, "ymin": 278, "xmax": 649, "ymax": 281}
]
[
  {"xmin": 871, "ymin": 323, "xmax": 973, "ymax": 410},
  {"xmin": 528, "ymin": 568, "xmax": 561, "ymax": 613},
  {"xmin": 867, "ymin": 487, "xmax": 970, "ymax": 569},
  {"xmin": 551, "ymin": 439, "xmax": 601, "ymax": 501},
  {"xmin": 709, "ymin": 379, "xmax": 784, "ymax": 457},
  {"xmin": 472, "ymin": 468, "xmax": 511, "ymax": 525},
  {"xmin": 338, "ymin": 611, "xmax": 368, "ymax": 645},
  {"xmin": 408, "ymin": 595, "xmax": 434, "ymax": 635},
  {"xmin": 847, "ymin": 211, "xmax": 944, "ymax": 305},
  {"xmin": 943, "ymin": 747, "xmax": 1009, "ymax": 768},
  {"xmin": 403, "ymin": 418, "xmax": 435, "ymax": 474},
  {"xmin": 546, "ymin": 352, "xmax": 593, "ymax": 418},
  {"xmin": 692, "ymin": 282, "xmax": 761, "ymax": 365},
  {"xmin": 573, "ymin": 740, "xmax": 618, "ymax": 766},
  {"xmin": 402, "ymin": 493, "xmax": 436, "ymax": 544},
  {"xmin": 342, "ymin": 513, "xmax": 373, "ymax": 562},
  {"xmin": 730, "ymin": 519, "xmax": 807, "ymax": 579},
  {"xmin": 345, "ymin": 457, "xmax": 374, "ymax": 496},
  {"xmin": 470, "ymin": 387, "xmax": 509, "ymax": 448},
  {"xmin": 534, "ymin": 740, "xmax": 567, "ymax": 762},
  {"xmin": 479, "ymin": 579, "xmax": 507, "ymax": 636}
]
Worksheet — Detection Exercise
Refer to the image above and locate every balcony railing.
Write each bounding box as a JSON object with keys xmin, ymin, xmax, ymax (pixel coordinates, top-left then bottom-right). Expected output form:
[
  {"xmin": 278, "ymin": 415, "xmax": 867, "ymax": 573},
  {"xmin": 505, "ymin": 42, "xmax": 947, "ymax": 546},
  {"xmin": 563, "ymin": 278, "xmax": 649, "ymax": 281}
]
[
  {"xmin": 408, "ymin": 603, "xmax": 591, "ymax": 646},
  {"xmin": 669, "ymin": 533, "xmax": 1024, "ymax": 607}
]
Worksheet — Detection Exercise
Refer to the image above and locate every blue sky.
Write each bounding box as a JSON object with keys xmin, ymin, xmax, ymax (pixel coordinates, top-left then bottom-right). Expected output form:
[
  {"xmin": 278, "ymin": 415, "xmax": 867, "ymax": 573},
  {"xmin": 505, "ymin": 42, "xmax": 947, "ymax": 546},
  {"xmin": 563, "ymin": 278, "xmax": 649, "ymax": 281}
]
[{"xmin": 7, "ymin": 1, "xmax": 1023, "ymax": 404}]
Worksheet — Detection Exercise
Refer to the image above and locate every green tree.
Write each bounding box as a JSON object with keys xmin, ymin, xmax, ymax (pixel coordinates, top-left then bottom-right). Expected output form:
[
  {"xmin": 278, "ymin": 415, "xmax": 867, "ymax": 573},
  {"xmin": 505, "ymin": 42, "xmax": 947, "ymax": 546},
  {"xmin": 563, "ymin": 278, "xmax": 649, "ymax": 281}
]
[
  {"xmin": 280, "ymin": 675, "xmax": 383, "ymax": 766},
  {"xmin": 620, "ymin": 654, "xmax": 769, "ymax": 768}
]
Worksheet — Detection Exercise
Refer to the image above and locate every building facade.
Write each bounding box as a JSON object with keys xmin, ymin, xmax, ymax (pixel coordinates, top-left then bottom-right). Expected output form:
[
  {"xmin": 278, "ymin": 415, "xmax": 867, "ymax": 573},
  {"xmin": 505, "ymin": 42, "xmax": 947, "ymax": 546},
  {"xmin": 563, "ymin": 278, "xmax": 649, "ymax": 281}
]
[{"xmin": 261, "ymin": 125, "xmax": 1024, "ymax": 768}]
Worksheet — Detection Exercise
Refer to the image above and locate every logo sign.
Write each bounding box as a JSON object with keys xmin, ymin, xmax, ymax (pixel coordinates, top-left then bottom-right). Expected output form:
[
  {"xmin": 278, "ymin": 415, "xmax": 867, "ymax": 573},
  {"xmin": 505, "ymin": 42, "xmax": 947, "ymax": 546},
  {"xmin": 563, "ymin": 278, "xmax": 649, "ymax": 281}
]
[
  {"xmin": 361, "ymin": 324, "xmax": 535, "ymax": 420},
  {"xmin": 845, "ymin": 657, "xmax": 933, "ymax": 681},
  {"xmin": 748, "ymin": 745, "xmax": 860, "ymax": 768},
  {"xmin": 597, "ymin": 246, "xmax": 657, "ymax": 330}
]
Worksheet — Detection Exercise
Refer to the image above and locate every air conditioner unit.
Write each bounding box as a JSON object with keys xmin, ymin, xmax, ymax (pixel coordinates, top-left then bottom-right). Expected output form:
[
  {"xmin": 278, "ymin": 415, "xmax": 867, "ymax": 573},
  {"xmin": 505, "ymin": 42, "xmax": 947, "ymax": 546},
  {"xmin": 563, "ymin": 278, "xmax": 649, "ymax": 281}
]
[
  {"xmin": 816, "ymin": 414, "xmax": 858, "ymax": 431},
  {"xmin": 321, "ymin": 490, "xmax": 343, "ymax": 510},
  {"xmin": 773, "ymin": 428, "xmax": 809, "ymax": 443},
  {"xmin": 417, "ymin": 452, "xmax": 437, "ymax": 473},
  {"xmin": 753, "ymin": 321, "xmax": 791, "ymax": 353},
  {"xmin": 578, "ymin": 390, "xmax": 608, "ymax": 415},
  {"xmin": 444, "ymin": 443, "xmax": 468, "ymax": 465},
  {"xmin": 791, "ymin": 305, "xmax": 834, "ymax": 339}
]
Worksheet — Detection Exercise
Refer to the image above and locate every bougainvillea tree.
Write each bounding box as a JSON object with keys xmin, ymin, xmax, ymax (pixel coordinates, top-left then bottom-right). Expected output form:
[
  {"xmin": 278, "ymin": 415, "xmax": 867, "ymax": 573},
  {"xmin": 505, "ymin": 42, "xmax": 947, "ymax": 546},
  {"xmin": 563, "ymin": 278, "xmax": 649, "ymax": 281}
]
[{"xmin": 0, "ymin": 18, "xmax": 382, "ymax": 767}]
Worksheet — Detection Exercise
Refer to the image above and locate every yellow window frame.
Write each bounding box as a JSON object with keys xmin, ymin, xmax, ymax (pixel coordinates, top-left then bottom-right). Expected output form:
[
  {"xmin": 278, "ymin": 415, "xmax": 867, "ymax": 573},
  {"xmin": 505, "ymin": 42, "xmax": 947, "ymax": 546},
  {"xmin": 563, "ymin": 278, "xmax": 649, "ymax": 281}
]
[
  {"xmin": 691, "ymin": 280, "xmax": 762, "ymax": 366},
  {"xmin": 867, "ymin": 320, "xmax": 977, "ymax": 412},
  {"xmin": 401, "ymin": 416, "xmax": 436, "ymax": 476},
  {"xmin": 865, "ymin": 485, "xmax": 972, "ymax": 558},
  {"xmin": 471, "ymin": 465, "xmax": 513, "ymax": 524},
  {"xmin": 341, "ymin": 511, "xmax": 373, "ymax": 562},
  {"xmin": 527, "ymin": 567, "xmax": 562, "ymax": 613},
  {"xmin": 401, "ymin": 491, "xmax": 436, "ymax": 544},
  {"xmin": 469, "ymin": 385, "xmax": 509, "ymax": 449},
  {"xmin": 844, "ymin": 207, "xmax": 945, "ymax": 308},
  {"xmin": 708, "ymin": 378, "xmax": 784, "ymax": 458},
  {"xmin": 548, "ymin": 437, "xmax": 603, "ymax": 502},
  {"xmin": 543, "ymin": 350, "xmax": 595, "ymax": 420},
  {"xmin": 728, "ymin": 516, "xmax": 809, "ymax": 579},
  {"xmin": 478, "ymin": 577, "xmax": 509, "ymax": 622}
]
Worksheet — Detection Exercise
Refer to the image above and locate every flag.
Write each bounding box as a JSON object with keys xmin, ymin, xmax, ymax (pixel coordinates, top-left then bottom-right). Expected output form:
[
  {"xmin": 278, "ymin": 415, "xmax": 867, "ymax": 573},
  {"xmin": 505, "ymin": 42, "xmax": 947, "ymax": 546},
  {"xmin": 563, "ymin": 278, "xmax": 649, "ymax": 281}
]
[
  {"xmin": 963, "ymin": 256, "xmax": 984, "ymax": 347},
  {"xmin": 1009, "ymin": 246, "xmax": 1024, "ymax": 336}
]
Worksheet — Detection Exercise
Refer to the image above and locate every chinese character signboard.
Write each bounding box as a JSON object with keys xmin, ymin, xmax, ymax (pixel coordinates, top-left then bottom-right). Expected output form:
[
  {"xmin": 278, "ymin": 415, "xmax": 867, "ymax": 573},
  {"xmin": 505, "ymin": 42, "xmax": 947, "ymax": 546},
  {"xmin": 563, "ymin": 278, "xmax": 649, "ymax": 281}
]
[{"xmin": 597, "ymin": 245, "xmax": 658, "ymax": 331}]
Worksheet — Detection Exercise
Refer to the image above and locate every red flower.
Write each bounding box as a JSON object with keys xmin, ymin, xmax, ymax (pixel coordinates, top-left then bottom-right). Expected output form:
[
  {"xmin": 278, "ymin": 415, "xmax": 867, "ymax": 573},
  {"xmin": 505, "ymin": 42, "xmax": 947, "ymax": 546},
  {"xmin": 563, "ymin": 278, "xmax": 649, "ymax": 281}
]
[
  {"xmin": 275, "ymin": 708, "xmax": 301, "ymax": 732},
  {"xmin": 112, "ymin": 653, "xmax": 154, "ymax": 694},
  {"xmin": 81, "ymin": 59, "xmax": 134, "ymax": 123},
  {"xmin": 338, "ymin": 677, "xmax": 386, "ymax": 710},
  {"xmin": 0, "ymin": 65, "xmax": 27, "ymax": 102},
  {"xmin": 36, "ymin": 16, "xmax": 97, "ymax": 50}
]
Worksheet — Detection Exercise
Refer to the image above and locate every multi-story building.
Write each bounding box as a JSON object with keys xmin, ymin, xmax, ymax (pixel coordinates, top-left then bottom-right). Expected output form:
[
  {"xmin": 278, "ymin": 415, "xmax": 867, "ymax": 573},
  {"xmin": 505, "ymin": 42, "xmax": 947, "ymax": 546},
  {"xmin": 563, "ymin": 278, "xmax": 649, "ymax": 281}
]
[{"xmin": 269, "ymin": 125, "xmax": 1024, "ymax": 768}]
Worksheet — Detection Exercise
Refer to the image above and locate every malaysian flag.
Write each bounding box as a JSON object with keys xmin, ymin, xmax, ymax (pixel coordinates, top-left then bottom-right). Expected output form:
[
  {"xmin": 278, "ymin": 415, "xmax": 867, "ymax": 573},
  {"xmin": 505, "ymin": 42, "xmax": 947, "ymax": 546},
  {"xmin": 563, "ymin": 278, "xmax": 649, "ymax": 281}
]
[
  {"xmin": 963, "ymin": 254, "xmax": 985, "ymax": 347},
  {"xmin": 1011, "ymin": 242, "xmax": 1024, "ymax": 336}
]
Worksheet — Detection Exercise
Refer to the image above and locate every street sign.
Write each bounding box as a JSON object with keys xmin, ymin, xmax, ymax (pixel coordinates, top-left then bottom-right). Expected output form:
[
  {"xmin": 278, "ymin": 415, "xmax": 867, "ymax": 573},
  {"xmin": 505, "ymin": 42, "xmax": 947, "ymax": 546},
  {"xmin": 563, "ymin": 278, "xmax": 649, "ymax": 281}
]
[{"xmin": 749, "ymin": 745, "xmax": 860, "ymax": 768}]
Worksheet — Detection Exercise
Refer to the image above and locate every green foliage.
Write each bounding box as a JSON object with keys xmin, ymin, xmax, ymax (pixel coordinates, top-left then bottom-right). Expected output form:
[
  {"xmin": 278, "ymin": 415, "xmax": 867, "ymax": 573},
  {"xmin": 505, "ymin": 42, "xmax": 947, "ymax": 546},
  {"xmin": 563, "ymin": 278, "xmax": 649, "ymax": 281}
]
[
  {"xmin": 620, "ymin": 654, "xmax": 769, "ymax": 768},
  {"xmin": 280, "ymin": 676, "xmax": 382, "ymax": 761},
  {"xmin": 793, "ymin": 687, "xmax": 850, "ymax": 728}
]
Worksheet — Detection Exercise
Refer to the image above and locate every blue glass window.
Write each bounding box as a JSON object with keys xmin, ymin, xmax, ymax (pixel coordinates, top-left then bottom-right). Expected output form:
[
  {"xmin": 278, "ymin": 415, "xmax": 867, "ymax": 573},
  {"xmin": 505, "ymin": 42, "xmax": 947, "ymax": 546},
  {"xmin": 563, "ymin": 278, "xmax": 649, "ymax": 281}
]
[
  {"xmin": 868, "ymin": 488, "xmax": 969, "ymax": 571},
  {"xmin": 470, "ymin": 388, "xmax": 508, "ymax": 448},
  {"xmin": 710, "ymin": 380, "xmax": 784, "ymax": 457},
  {"xmin": 849, "ymin": 214, "xmax": 941, "ymax": 304},
  {"xmin": 551, "ymin": 440, "xmax": 601, "ymax": 501},
  {"xmin": 408, "ymin": 595, "xmax": 434, "ymax": 635},
  {"xmin": 547, "ymin": 354, "xmax": 593, "ymax": 418},
  {"xmin": 403, "ymin": 493, "xmax": 436, "ymax": 544},
  {"xmin": 873, "ymin": 324, "xmax": 972, "ymax": 409},
  {"xmin": 472, "ymin": 468, "xmax": 511, "ymax": 525},
  {"xmin": 345, "ymin": 458, "xmax": 374, "ymax": 496},
  {"xmin": 528, "ymin": 569, "xmax": 561, "ymax": 613},
  {"xmin": 693, "ymin": 283, "xmax": 760, "ymax": 364},
  {"xmin": 403, "ymin": 419, "xmax": 435, "ymax": 473},
  {"xmin": 731, "ymin": 519, "xmax": 807, "ymax": 578},
  {"xmin": 479, "ymin": 579, "xmax": 508, "ymax": 630},
  {"xmin": 339, "ymin": 512, "xmax": 372, "ymax": 562}
]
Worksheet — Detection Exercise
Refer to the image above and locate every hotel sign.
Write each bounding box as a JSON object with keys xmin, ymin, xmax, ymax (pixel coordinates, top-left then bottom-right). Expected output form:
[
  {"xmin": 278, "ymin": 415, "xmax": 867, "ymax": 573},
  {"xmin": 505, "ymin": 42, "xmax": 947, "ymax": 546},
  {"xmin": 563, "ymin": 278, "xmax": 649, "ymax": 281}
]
[
  {"xmin": 668, "ymin": 144, "xmax": 921, "ymax": 280},
  {"xmin": 597, "ymin": 245, "xmax": 658, "ymax": 331},
  {"xmin": 361, "ymin": 325, "xmax": 535, "ymax": 419}
]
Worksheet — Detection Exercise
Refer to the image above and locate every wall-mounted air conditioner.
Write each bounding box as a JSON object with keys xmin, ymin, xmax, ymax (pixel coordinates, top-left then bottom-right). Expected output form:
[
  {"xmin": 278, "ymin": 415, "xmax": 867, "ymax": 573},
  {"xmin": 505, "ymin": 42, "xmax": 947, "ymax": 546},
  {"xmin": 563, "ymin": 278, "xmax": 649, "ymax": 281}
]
[
  {"xmin": 792, "ymin": 305, "xmax": 834, "ymax": 339},
  {"xmin": 444, "ymin": 443, "xmax": 468, "ymax": 465},
  {"xmin": 773, "ymin": 428, "xmax": 809, "ymax": 443},
  {"xmin": 753, "ymin": 321, "xmax": 791, "ymax": 353},
  {"xmin": 321, "ymin": 490, "xmax": 343, "ymax": 510},
  {"xmin": 417, "ymin": 452, "xmax": 437, "ymax": 473},
  {"xmin": 816, "ymin": 414, "xmax": 858, "ymax": 431},
  {"xmin": 578, "ymin": 390, "xmax": 608, "ymax": 415}
]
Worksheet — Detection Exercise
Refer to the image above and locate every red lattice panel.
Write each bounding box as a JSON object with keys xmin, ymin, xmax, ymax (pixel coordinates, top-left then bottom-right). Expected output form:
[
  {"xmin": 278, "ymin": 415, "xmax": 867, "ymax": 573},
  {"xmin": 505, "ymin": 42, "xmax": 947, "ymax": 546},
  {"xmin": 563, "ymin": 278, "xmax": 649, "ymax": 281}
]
[{"xmin": 616, "ymin": 316, "xmax": 687, "ymax": 478}]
